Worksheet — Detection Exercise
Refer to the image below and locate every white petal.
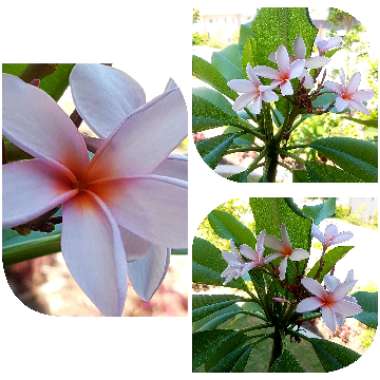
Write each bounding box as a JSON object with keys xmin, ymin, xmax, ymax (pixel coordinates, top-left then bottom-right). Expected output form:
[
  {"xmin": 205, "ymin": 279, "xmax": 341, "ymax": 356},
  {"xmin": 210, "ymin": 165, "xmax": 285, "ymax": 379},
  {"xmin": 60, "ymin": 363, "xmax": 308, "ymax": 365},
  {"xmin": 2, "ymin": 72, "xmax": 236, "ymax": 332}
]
[
  {"xmin": 264, "ymin": 235, "xmax": 283, "ymax": 251},
  {"xmin": 264, "ymin": 253, "xmax": 281, "ymax": 263},
  {"xmin": 256, "ymin": 230, "xmax": 266, "ymax": 254},
  {"xmin": 332, "ymin": 280, "xmax": 356, "ymax": 300},
  {"xmin": 249, "ymin": 98, "xmax": 262, "ymax": 115},
  {"xmin": 280, "ymin": 81, "xmax": 294, "ymax": 96},
  {"xmin": 253, "ymin": 65, "xmax": 279, "ymax": 80},
  {"xmin": 280, "ymin": 224, "xmax": 291, "ymax": 247},
  {"xmin": 128, "ymin": 246, "xmax": 170, "ymax": 301},
  {"xmin": 289, "ymin": 59, "xmax": 305, "ymax": 79},
  {"xmin": 301, "ymin": 71, "xmax": 315, "ymax": 89},
  {"xmin": 312, "ymin": 224, "xmax": 325, "ymax": 244},
  {"xmin": 262, "ymin": 88, "xmax": 279, "ymax": 102},
  {"xmin": 324, "ymin": 224, "xmax": 338, "ymax": 240},
  {"xmin": 233, "ymin": 93, "xmax": 253, "ymax": 111},
  {"xmin": 87, "ymin": 87, "xmax": 187, "ymax": 180},
  {"xmin": 321, "ymin": 306, "xmax": 337, "ymax": 331},
  {"xmin": 332, "ymin": 299, "xmax": 362, "ymax": 317},
  {"xmin": 294, "ymin": 36, "xmax": 306, "ymax": 59},
  {"xmin": 335, "ymin": 97, "xmax": 349, "ymax": 112},
  {"xmin": 70, "ymin": 64, "xmax": 146, "ymax": 138},
  {"xmin": 296, "ymin": 297, "xmax": 323, "ymax": 313},
  {"xmin": 2, "ymin": 74, "xmax": 89, "ymax": 179},
  {"xmin": 335, "ymin": 312, "xmax": 346, "ymax": 327},
  {"xmin": 120, "ymin": 227, "xmax": 154, "ymax": 262},
  {"xmin": 301, "ymin": 277, "xmax": 325, "ymax": 297},
  {"xmin": 61, "ymin": 191, "xmax": 128, "ymax": 316},
  {"xmin": 290, "ymin": 248, "xmax": 309, "ymax": 261},
  {"xmin": 222, "ymin": 251, "xmax": 241, "ymax": 265},
  {"xmin": 3, "ymin": 159, "xmax": 78, "ymax": 228},
  {"xmin": 90, "ymin": 175, "xmax": 187, "ymax": 248},
  {"xmin": 347, "ymin": 72, "xmax": 361, "ymax": 93},
  {"xmin": 276, "ymin": 45, "xmax": 290, "ymax": 72},
  {"xmin": 324, "ymin": 80, "xmax": 341, "ymax": 93},
  {"xmin": 278, "ymin": 258, "xmax": 288, "ymax": 280},
  {"xmin": 325, "ymin": 36, "xmax": 343, "ymax": 51},
  {"xmin": 153, "ymin": 154, "xmax": 188, "ymax": 181},
  {"xmin": 246, "ymin": 63, "xmax": 259, "ymax": 83},
  {"xmin": 227, "ymin": 79, "xmax": 255, "ymax": 93},
  {"xmin": 324, "ymin": 275, "xmax": 340, "ymax": 292},
  {"xmin": 330, "ymin": 231, "xmax": 353, "ymax": 245},
  {"xmin": 305, "ymin": 56, "xmax": 330, "ymax": 69},
  {"xmin": 240, "ymin": 244, "xmax": 257, "ymax": 261},
  {"xmin": 348, "ymin": 100, "xmax": 370, "ymax": 115},
  {"xmin": 352, "ymin": 89, "xmax": 374, "ymax": 102}
]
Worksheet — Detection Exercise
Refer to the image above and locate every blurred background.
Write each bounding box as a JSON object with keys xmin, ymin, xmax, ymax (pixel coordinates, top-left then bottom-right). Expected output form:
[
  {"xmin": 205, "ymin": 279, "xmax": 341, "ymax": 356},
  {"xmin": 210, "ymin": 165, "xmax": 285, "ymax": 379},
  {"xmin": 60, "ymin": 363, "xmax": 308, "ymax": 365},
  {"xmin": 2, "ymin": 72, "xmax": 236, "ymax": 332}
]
[
  {"xmin": 192, "ymin": 3, "xmax": 378, "ymax": 182},
  {"xmin": 194, "ymin": 197, "xmax": 378, "ymax": 358}
]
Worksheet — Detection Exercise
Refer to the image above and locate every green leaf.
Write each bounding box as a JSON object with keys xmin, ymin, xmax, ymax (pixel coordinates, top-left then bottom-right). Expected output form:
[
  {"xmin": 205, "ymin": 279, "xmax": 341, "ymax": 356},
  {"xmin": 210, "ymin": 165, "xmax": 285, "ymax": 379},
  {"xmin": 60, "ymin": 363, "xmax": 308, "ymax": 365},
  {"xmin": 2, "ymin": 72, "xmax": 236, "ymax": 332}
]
[
  {"xmin": 227, "ymin": 170, "xmax": 249, "ymax": 183},
  {"xmin": 231, "ymin": 345, "xmax": 253, "ymax": 372},
  {"xmin": 250, "ymin": 198, "xmax": 312, "ymax": 281},
  {"xmin": 239, "ymin": 20, "xmax": 254, "ymax": 46},
  {"xmin": 193, "ymin": 329, "xmax": 248, "ymax": 371},
  {"xmin": 193, "ymin": 294, "xmax": 244, "ymax": 322},
  {"xmin": 2, "ymin": 63, "xmax": 28, "ymax": 76},
  {"xmin": 343, "ymin": 116, "xmax": 378, "ymax": 129},
  {"xmin": 302, "ymin": 198, "xmax": 336, "ymax": 225},
  {"xmin": 269, "ymin": 349, "xmax": 305, "ymax": 372},
  {"xmin": 312, "ymin": 92, "xmax": 337, "ymax": 110},
  {"xmin": 351, "ymin": 291, "xmax": 378, "ymax": 328},
  {"xmin": 197, "ymin": 134, "xmax": 238, "ymax": 169},
  {"xmin": 248, "ymin": 8, "xmax": 317, "ymax": 67},
  {"xmin": 310, "ymin": 137, "xmax": 378, "ymax": 182},
  {"xmin": 241, "ymin": 38, "xmax": 256, "ymax": 77},
  {"xmin": 208, "ymin": 210, "xmax": 256, "ymax": 247},
  {"xmin": 211, "ymin": 44, "xmax": 243, "ymax": 81},
  {"xmin": 192, "ymin": 237, "xmax": 249, "ymax": 292},
  {"xmin": 307, "ymin": 246, "xmax": 353, "ymax": 281},
  {"xmin": 197, "ymin": 307, "xmax": 242, "ymax": 332},
  {"xmin": 299, "ymin": 161, "xmax": 363, "ymax": 183},
  {"xmin": 309, "ymin": 338, "xmax": 360, "ymax": 372},
  {"xmin": 192, "ymin": 55, "xmax": 237, "ymax": 99},
  {"xmin": 208, "ymin": 344, "xmax": 252, "ymax": 372},
  {"xmin": 193, "ymin": 87, "xmax": 235, "ymax": 116}
]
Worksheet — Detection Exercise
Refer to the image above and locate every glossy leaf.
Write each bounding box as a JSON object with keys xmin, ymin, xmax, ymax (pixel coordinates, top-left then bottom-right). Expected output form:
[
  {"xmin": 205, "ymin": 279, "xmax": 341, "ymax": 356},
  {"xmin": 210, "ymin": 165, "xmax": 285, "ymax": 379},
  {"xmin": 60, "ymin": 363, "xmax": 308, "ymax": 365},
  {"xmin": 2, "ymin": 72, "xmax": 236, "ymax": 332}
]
[
  {"xmin": 208, "ymin": 344, "xmax": 252, "ymax": 372},
  {"xmin": 269, "ymin": 349, "xmax": 305, "ymax": 372},
  {"xmin": 309, "ymin": 338, "xmax": 360, "ymax": 372},
  {"xmin": 310, "ymin": 137, "xmax": 378, "ymax": 182},
  {"xmin": 307, "ymin": 246, "xmax": 353, "ymax": 281},
  {"xmin": 211, "ymin": 44, "xmax": 243, "ymax": 81},
  {"xmin": 208, "ymin": 210, "xmax": 256, "ymax": 248},
  {"xmin": 302, "ymin": 198, "xmax": 336, "ymax": 225},
  {"xmin": 197, "ymin": 307, "xmax": 242, "ymax": 332},
  {"xmin": 351, "ymin": 291, "xmax": 378, "ymax": 328}
]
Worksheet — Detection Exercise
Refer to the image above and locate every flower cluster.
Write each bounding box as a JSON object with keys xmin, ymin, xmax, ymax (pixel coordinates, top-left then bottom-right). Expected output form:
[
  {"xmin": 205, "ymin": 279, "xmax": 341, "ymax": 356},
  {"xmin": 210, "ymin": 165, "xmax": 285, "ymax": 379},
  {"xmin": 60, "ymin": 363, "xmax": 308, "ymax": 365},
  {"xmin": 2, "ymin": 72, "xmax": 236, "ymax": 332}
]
[
  {"xmin": 221, "ymin": 223, "xmax": 361, "ymax": 331},
  {"xmin": 227, "ymin": 35, "xmax": 374, "ymax": 115}
]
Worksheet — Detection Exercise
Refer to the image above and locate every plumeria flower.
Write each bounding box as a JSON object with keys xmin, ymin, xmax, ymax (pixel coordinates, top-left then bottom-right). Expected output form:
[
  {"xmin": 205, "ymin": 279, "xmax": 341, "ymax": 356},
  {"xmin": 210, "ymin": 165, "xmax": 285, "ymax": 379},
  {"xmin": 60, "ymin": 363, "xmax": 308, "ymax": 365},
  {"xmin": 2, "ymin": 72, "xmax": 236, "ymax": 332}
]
[
  {"xmin": 239, "ymin": 230, "xmax": 277, "ymax": 272},
  {"xmin": 253, "ymin": 45, "xmax": 305, "ymax": 96},
  {"xmin": 312, "ymin": 223, "xmax": 353, "ymax": 251},
  {"xmin": 296, "ymin": 270, "xmax": 362, "ymax": 332},
  {"xmin": 264, "ymin": 224, "xmax": 309, "ymax": 280},
  {"xmin": 324, "ymin": 70, "xmax": 374, "ymax": 114},
  {"xmin": 227, "ymin": 63, "xmax": 278, "ymax": 114},
  {"xmin": 69, "ymin": 65, "xmax": 188, "ymax": 301},
  {"xmin": 3, "ymin": 66, "xmax": 187, "ymax": 316},
  {"xmin": 315, "ymin": 35, "xmax": 343, "ymax": 55},
  {"xmin": 221, "ymin": 241, "xmax": 246, "ymax": 285}
]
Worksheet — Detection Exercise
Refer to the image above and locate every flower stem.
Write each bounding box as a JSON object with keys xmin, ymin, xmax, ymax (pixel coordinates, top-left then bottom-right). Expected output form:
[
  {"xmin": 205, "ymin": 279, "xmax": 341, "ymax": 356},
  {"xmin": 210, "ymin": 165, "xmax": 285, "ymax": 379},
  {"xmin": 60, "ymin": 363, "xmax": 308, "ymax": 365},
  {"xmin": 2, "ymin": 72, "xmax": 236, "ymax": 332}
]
[{"xmin": 20, "ymin": 64, "xmax": 58, "ymax": 83}]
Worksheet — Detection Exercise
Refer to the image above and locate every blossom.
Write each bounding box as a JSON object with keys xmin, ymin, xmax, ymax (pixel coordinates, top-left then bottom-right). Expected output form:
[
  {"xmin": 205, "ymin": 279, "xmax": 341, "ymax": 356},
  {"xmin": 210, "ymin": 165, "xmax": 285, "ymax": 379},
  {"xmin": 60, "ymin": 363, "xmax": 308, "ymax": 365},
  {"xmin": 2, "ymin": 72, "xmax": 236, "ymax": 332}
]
[
  {"xmin": 264, "ymin": 224, "xmax": 309, "ymax": 280},
  {"xmin": 2, "ymin": 65, "xmax": 188, "ymax": 315},
  {"xmin": 312, "ymin": 223, "xmax": 353, "ymax": 250},
  {"xmin": 315, "ymin": 35, "xmax": 343, "ymax": 55},
  {"xmin": 239, "ymin": 230, "xmax": 277, "ymax": 271},
  {"xmin": 253, "ymin": 45, "xmax": 305, "ymax": 96},
  {"xmin": 227, "ymin": 63, "xmax": 278, "ymax": 114},
  {"xmin": 221, "ymin": 241, "xmax": 246, "ymax": 284},
  {"xmin": 296, "ymin": 270, "xmax": 362, "ymax": 332},
  {"xmin": 324, "ymin": 70, "xmax": 374, "ymax": 114}
]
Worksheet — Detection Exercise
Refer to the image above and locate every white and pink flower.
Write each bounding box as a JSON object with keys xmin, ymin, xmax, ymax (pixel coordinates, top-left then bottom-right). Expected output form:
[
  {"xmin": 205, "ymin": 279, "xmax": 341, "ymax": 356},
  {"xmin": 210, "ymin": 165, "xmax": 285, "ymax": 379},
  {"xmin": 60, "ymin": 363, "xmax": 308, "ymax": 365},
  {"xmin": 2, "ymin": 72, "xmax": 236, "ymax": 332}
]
[
  {"xmin": 2, "ymin": 64, "xmax": 188, "ymax": 315},
  {"xmin": 253, "ymin": 45, "xmax": 305, "ymax": 96},
  {"xmin": 227, "ymin": 63, "xmax": 278, "ymax": 114},
  {"xmin": 312, "ymin": 223, "xmax": 353, "ymax": 250},
  {"xmin": 221, "ymin": 241, "xmax": 246, "ymax": 285},
  {"xmin": 296, "ymin": 270, "xmax": 362, "ymax": 332},
  {"xmin": 324, "ymin": 70, "xmax": 374, "ymax": 114},
  {"xmin": 315, "ymin": 35, "xmax": 343, "ymax": 55},
  {"xmin": 264, "ymin": 225, "xmax": 310, "ymax": 281}
]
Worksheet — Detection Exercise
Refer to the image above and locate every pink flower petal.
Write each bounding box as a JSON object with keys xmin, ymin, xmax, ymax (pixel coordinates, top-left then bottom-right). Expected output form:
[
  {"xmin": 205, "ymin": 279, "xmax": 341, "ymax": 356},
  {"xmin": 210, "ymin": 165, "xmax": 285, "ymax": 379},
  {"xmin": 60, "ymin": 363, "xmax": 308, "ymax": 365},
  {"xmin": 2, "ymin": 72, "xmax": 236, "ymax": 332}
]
[
  {"xmin": 253, "ymin": 65, "xmax": 279, "ymax": 80},
  {"xmin": 332, "ymin": 280, "xmax": 356, "ymax": 300},
  {"xmin": 324, "ymin": 80, "xmax": 341, "ymax": 93},
  {"xmin": 321, "ymin": 306, "xmax": 337, "ymax": 331},
  {"xmin": 264, "ymin": 252, "xmax": 281, "ymax": 264},
  {"xmin": 128, "ymin": 246, "xmax": 170, "ymax": 301},
  {"xmin": 239, "ymin": 244, "xmax": 256, "ymax": 260},
  {"xmin": 301, "ymin": 71, "xmax": 315, "ymax": 89},
  {"xmin": 347, "ymin": 72, "xmax": 361, "ymax": 93},
  {"xmin": 335, "ymin": 97, "xmax": 349, "ymax": 112},
  {"xmin": 278, "ymin": 257, "xmax": 288, "ymax": 280},
  {"xmin": 89, "ymin": 175, "xmax": 187, "ymax": 247},
  {"xmin": 330, "ymin": 231, "xmax": 353, "ymax": 245},
  {"xmin": 352, "ymin": 89, "xmax": 374, "ymax": 102},
  {"xmin": 249, "ymin": 98, "xmax": 262, "ymax": 114},
  {"xmin": 305, "ymin": 56, "xmax": 329, "ymax": 69},
  {"xmin": 3, "ymin": 74, "xmax": 89, "ymax": 179},
  {"xmin": 324, "ymin": 275, "xmax": 340, "ymax": 292},
  {"xmin": 289, "ymin": 59, "xmax": 305, "ymax": 79},
  {"xmin": 87, "ymin": 87, "xmax": 187, "ymax": 181},
  {"xmin": 233, "ymin": 93, "xmax": 253, "ymax": 111},
  {"xmin": 312, "ymin": 224, "xmax": 325, "ymax": 243},
  {"xmin": 290, "ymin": 248, "xmax": 309, "ymax": 261},
  {"xmin": 227, "ymin": 79, "xmax": 255, "ymax": 93},
  {"xmin": 276, "ymin": 45, "xmax": 290, "ymax": 72},
  {"xmin": 70, "ymin": 64, "xmax": 146, "ymax": 138},
  {"xmin": 120, "ymin": 227, "xmax": 155, "ymax": 262},
  {"xmin": 325, "ymin": 36, "xmax": 343, "ymax": 51},
  {"xmin": 222, "ymin": 251, "xmax": 241, "ymax": 265},
  {"xmin": 3, "ymin": 159, "xmax": 78, "ymax": 228},
  {"xmin": 264, "ymin": 235, "xmax": 283, "ymax": 251},
  {"xmin": 332, "ymin": 299, "xmax": 362, "ymax": 317},
  {"xmin": 61, "ymin": 191, "xmax": 128, "ymax": 316},
  {"xmin": 324, "ymin": 224, "xmax": 338, "ymax": 240},
  {"xmin": 301, "ymin": 277, "xmax": 325, "ymax": 298},
  {"xmin": 153, "ymin": 154, "xmax": 187, "ymax": 181},
  {"xmin": 262, "ymin": 88, "xmax": 279, "ymax": 102},
  {"xmin": 296, "ymin": 296, "xmax": 323, "ymax": 313},
  {"xmin": 294, "ymin": 36, "xmax": 306, "ymax": 59},
  {"xmin": 246, "ymin": 63, "xmax": 259, "ymax": 82},
  {"xmin": 256, "ymin": 230, "xmax": 266, "ymax": 254},
  {"xmin": 280, "ymin": 81, "xmax": 293, "ymax": 96},
  {"xmin": 348, "ymin": 100, "xmax": 370, "ymax": 115},
  {"xmin": 280, "ymin": 224, "xmax": 291, "ymax": 246}
]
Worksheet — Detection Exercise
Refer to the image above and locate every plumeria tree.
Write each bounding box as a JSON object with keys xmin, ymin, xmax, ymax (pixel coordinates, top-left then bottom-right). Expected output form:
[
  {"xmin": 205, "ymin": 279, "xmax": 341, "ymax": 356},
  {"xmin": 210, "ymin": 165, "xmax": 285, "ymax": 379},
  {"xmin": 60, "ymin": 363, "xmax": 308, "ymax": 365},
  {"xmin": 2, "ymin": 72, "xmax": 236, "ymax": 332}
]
[
  {"xmin": 2, "ymin": 63, "xmax": 188, "ymax": 316},
  {"xmin": 192, "ymin": 198, "xmax": 378, "ymax": 372},
  {"xmin": 192, "ymin": 8, "xmax": 377, "ymax": 182}
]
